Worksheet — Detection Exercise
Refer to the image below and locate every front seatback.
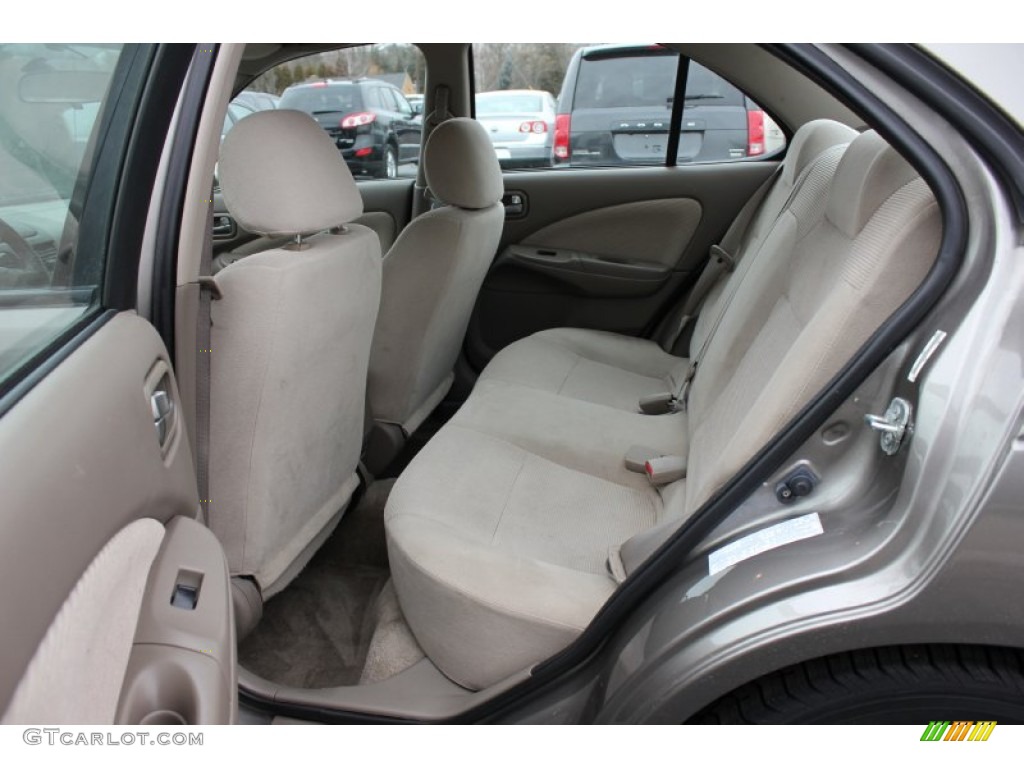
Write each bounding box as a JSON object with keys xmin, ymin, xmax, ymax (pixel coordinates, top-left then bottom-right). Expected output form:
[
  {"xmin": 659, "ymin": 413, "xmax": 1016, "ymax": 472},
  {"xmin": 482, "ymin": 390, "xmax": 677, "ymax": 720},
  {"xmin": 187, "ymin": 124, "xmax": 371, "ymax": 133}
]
[
  {"xmin": 210, "ymin": 110, "xmax": 381, "ymax": 596},
  {"xmin": 367, "ymin": 118, "xmax": 504, "ymax": 439}
]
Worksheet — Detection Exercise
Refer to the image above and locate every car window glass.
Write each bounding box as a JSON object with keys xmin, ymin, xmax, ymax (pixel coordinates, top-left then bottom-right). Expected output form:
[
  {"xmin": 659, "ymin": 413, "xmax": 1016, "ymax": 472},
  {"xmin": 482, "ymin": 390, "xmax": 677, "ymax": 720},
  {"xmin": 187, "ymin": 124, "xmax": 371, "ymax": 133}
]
[
  {"xmin": 393, "ymin": 90, "xmax": 413, "ymax": 117},
  {"xmin": 247, "ymin": 44, "xmax": 425, "ymax": 182},
  {"xmin": 278, "ymin": 83, "xmax": 360, "ymax": 115},
  {"xmin": 477, "ymin": 93, "xmax": 546, "ymax": 114},
  {"xmin": 472, "ymin": 43, "xmax": 786, "ymax": 171},
  {"xmin": 573, "ymin": 52, "xmax": 675, "ymax": 109},
  {"xmin": 383, "ymin": 88, "xmax": 400, "ymax": 112},
  {"xmin": 0, "ymin": 43, "xmax": 126, "ymax": 387}
]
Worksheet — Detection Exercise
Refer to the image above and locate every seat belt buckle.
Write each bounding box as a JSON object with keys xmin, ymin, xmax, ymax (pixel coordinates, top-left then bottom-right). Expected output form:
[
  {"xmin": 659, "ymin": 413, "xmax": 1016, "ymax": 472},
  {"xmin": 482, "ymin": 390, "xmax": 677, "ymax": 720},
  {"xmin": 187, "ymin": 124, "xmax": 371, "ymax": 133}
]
[
  {"xmin": 644, "ymin": 455, "xmax": 687, "ymax": 485},
  {"xmin": 709, "ymin": 244, "xmax": 736, "ymax": 273},
  {"xmin": 624, "ymin": 445, "xmax": 665, "ymax": 473},
  {"xmin": 638, "ymin": 392, "xmax": 679, "ymax": 415}
]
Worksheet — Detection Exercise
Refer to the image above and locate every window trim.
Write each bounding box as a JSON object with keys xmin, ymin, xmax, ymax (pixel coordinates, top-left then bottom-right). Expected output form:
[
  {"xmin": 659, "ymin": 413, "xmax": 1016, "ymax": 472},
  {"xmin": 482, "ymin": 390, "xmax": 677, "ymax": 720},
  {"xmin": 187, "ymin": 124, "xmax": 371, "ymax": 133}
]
[
  {"xmin": 664, "ymin": 54, "xmax": 691, "ymax": 167},
  {"xmin": 151, "ymin": 44, "xmax": 218, "ymax": 356}
]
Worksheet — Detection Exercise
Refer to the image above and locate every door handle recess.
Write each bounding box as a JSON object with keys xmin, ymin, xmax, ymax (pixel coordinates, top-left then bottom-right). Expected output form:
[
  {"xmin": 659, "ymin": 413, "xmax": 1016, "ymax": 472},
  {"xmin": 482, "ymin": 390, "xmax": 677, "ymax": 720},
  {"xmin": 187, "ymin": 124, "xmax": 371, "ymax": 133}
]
[
  {"xmin": 503, "ymin": 191, "xmax": 527, "ymax": 219},
  {"xmin": 150, "ymin": 389, "xmax": 176, "ymax": 448},
  {"xmin": 144, "ymin": 361, "xmax": 180, "ymax": 459},
  {"xmin": 212, "ymin": 215, "xmax": 235, "ymax": 238}
]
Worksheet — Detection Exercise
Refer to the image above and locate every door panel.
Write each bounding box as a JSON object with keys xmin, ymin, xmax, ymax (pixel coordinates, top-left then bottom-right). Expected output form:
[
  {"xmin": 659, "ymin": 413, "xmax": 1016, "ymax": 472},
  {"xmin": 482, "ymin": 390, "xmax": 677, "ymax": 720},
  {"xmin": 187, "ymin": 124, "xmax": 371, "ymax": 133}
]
[
  {"xmin": 466, "ymin": 162, "xmax": 776, "ymax": 369},
  {"xmin": 0, "ymin": 313, "xmax": 234, "ymax": 723},
  {"xmin": 117, "ymin": 516, "xmax": 236, "ymax": 725},
  {"xmin": 520, "ymin": 198, "xmax": 702, "ymax": 268}
]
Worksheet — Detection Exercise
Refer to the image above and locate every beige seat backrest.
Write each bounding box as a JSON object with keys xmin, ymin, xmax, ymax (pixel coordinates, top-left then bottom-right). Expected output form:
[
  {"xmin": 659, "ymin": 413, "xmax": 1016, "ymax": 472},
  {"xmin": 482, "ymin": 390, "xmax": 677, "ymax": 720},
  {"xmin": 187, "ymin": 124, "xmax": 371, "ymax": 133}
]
[
  {"xmin": 683, "ymin": 130, "xmax": 941, "ymax": 516},
  {"xmin": 367, "ymin": 118, "xmax": 504, "ymax": 438},
  {"xmin": 210, "ymin": 109, "xmax": 381, "ymax": 596},
  {"xmin": 687, "ymin": 119, "xmax": 860, "ymax": 356}
]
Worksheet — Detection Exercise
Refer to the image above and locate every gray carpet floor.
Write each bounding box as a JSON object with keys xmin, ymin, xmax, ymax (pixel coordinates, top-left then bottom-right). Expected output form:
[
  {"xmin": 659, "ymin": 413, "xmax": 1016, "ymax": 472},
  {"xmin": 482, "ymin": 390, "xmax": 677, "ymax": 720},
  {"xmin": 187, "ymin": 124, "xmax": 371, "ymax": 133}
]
[
  {"xmin": 360, "ymin": 579, "xmax": 425, "ymax": 685},
  {"xmin": 238, "ymin": 479, "xmax": 395, "ymax": 689}
]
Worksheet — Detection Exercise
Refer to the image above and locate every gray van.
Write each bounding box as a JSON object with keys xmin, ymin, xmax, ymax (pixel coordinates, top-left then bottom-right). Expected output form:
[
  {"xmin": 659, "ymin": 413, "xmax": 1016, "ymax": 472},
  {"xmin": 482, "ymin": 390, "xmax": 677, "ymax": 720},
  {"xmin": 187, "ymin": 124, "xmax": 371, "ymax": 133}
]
[{"xmin": 553, "ymin": 43, "xmax": 769, "ymax": 166}]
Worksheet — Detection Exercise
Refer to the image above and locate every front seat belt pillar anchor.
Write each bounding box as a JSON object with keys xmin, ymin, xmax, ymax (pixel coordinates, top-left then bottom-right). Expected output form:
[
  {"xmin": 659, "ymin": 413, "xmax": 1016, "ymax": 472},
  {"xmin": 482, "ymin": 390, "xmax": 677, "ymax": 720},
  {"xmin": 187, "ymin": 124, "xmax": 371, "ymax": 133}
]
[{"xmin": 197, "ymin": 275, "xmax": 222, "ymax": 300}]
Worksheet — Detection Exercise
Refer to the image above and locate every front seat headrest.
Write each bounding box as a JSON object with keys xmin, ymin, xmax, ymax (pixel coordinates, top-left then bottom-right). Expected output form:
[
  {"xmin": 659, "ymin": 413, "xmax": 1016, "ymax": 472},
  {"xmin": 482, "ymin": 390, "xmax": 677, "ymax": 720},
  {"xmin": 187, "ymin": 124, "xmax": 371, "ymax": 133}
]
[
  {"xmin": 424, "ymin": 117, "xmax": 504, "ymax": 210},
  {"xmin": 219, "ymin": 109, "xmax": 363, "ymax": 237}
]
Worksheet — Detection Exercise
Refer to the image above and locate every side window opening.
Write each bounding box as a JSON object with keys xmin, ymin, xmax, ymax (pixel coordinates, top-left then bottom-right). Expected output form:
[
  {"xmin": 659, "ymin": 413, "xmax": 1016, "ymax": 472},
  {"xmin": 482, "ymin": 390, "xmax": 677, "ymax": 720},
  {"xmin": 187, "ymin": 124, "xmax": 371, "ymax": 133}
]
[{"xmin": 471, "ymin": 43, "xmax": 787, "ymax": 171}]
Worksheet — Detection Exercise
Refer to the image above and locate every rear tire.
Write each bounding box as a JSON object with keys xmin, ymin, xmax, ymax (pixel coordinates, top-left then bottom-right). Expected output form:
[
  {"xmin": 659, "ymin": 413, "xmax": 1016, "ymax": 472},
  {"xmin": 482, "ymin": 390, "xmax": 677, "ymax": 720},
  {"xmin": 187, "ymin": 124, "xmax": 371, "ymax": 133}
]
[
  {"xmin": 692, "ymin": 645, "xmax": 1024, "ymax": 724},
  {"xmin": 379, "ymin": 145, "xmax": 398, "ymax": 179}
]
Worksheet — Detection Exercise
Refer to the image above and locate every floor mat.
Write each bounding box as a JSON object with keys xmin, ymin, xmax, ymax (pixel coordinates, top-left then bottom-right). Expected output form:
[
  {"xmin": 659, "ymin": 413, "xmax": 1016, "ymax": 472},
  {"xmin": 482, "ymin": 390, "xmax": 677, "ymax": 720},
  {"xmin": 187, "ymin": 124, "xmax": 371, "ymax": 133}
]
[{"xmin": 238, "ymin": 479, "xmax": 395, "ymax": 689}]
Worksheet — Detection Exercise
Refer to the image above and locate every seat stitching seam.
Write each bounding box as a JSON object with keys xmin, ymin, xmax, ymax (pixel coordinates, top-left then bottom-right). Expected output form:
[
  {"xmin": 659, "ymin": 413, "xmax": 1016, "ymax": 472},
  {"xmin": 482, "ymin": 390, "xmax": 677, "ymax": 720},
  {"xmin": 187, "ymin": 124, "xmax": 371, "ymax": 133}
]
[
  {"xmin": 554, "ymin": 354, "xmax": 582, "ymax": 396},
  {"xmin": 489, "ymin": 451, "xmax": 529, "ymax": 545},
  {"xmin": 447, "ymin": 423, "xmax": 661, "ymax": 494},
  {"xmin": 539, "ymin": 334, "xmax": 673, "ymax": 376}
]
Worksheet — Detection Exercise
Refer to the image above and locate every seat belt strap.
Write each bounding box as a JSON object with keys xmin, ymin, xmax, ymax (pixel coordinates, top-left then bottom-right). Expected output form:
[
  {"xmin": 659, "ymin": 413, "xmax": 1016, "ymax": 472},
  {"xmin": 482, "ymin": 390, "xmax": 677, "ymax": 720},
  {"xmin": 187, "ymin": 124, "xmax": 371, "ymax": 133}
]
[
  {"xmin": 196, "ymin": 198, "xmax": 218, "ymax": 518},
  {"xmin": 665, "ymin": 163, "xmax": 782, "ymax": 352}
]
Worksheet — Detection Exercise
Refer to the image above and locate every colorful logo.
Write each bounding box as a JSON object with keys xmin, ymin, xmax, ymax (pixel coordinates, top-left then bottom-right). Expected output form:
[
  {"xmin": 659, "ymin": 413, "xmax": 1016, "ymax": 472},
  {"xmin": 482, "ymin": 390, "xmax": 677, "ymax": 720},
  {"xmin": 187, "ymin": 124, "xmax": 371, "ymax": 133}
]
[{"xmin": 920, "ymin": 721, "xmax": 997, "ymax": 742}]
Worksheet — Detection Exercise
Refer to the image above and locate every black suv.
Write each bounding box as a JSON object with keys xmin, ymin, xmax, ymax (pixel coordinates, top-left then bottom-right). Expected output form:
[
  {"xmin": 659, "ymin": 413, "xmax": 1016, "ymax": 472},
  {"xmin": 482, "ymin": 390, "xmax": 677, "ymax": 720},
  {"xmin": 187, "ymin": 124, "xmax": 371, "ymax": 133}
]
[
  {"xmin": 279, "ymin": 79, "xmax": 421, "ymax": 178},
  {"xmin": 553, "ymin": 44, "xmax": 770, "ymax": 166}
]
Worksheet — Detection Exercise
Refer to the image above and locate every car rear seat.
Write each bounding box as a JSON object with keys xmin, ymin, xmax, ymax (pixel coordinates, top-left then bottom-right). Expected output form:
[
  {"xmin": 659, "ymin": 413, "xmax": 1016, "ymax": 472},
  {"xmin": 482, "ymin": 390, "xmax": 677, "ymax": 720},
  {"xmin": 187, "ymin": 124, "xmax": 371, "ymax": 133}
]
[
  {"xmin": 477, "ymin": 120, "xmax": 859, "ymax": 413},
  {"xmin": 384, "ymin": 128, "xmax": 942, "ymax": 691}
]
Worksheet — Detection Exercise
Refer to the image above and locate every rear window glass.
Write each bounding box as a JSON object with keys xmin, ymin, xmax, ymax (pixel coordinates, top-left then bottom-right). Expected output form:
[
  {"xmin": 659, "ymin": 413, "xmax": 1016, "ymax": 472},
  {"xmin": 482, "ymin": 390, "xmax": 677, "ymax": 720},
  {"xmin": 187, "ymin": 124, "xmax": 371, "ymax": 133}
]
[
  {"xmin": 685, "ymin": 63, "xmax": 746, "ymax": 107},
  {"xmin": 574, "ymin": 53, "xmax": 745, "ymax": 110},
  {"xmin": 278, "ymin": 84, "xmax": 361, "ymax": 114},
  {"xmin": 477, "ymin": 93, "xmax": 545, "ymax": 114},
  {"xmin": 574, "ymin": 53, "xmax": 676, "ymax": 109}
]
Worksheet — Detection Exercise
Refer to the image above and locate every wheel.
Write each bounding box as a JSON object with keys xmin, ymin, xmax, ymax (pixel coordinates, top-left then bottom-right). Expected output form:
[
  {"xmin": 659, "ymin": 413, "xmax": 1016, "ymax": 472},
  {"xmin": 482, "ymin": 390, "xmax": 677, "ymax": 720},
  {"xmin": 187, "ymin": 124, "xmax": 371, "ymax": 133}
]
[
  {"xmin": 692, "ymin": 646, "xmax": 1024, "ymax": 724},
  {"xmin": 379, "ymin": 145, "xmax": 398, "ymax": 179}
]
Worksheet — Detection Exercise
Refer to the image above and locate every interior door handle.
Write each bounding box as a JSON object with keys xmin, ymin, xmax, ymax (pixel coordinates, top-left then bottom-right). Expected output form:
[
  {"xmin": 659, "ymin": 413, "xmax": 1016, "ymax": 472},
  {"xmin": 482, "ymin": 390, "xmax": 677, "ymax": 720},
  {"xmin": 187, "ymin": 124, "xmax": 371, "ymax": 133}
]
[
  {"xmin": 150, "ymin": 390, "xmax": 176, "ymax": 448},
  {"xmin": 503, "ymin": 191, "xmax": 527, "ymax": 219},
  {"xmin": 212, "ymin": 215, "xmax": 235, "ymax": 238}
]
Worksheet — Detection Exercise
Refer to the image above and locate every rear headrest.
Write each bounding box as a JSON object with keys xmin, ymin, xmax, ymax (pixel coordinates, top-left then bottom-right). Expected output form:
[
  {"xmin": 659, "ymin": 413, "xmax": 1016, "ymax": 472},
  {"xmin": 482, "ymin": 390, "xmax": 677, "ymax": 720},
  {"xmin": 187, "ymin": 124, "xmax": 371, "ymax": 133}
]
[
  {"xmin": 781, "ymin": 119, "xmax": 859, "ymax": 187},
  {"xmin": 424, "ymin": 118, "xmax": 503, "ymax": 210},
  {"xmin": 219, "ymin": 109, "xmax": 363, "ymax": 237},
  {"xmin": 826, "ymin": 130, "xmax": 919, "ymax": 238}
]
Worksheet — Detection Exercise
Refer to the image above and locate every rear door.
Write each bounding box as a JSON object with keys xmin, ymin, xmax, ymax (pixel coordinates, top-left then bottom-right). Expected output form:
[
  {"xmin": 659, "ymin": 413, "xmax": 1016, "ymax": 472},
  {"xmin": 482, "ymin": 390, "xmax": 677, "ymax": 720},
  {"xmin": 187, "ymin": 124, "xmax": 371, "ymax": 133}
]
[
  {"xmin": 466, "ymin": 44, "xmax": 785, "ymax": 370},
  {"xmin": 0, "ymin": 44, "xmax": 236, "ymax": 725}
]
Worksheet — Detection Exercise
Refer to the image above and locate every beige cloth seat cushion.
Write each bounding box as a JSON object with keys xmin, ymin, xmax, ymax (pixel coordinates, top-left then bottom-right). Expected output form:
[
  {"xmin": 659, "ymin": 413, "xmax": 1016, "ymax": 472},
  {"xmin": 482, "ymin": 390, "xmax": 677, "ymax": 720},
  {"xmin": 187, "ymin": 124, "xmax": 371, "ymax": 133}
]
[
  {"xmin": 453, "ymin": 377, "xmax": 688, "ymax": 492},
  {"xmin": 479, "ymin": 328, "xmax": 689, "ymax": 412},
  {"xmin": 385, "ymin": 423, "xmax": 667, "ymax": 690}
]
